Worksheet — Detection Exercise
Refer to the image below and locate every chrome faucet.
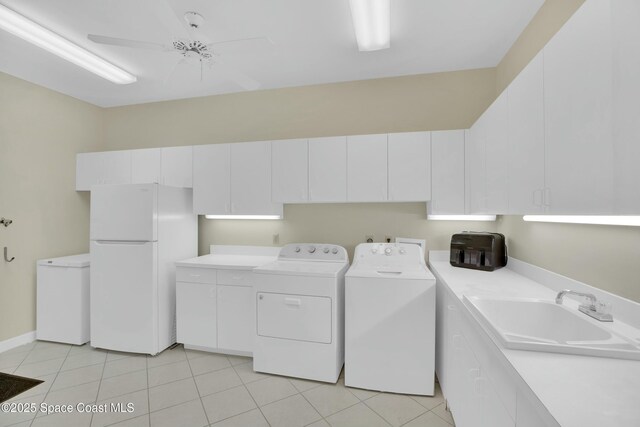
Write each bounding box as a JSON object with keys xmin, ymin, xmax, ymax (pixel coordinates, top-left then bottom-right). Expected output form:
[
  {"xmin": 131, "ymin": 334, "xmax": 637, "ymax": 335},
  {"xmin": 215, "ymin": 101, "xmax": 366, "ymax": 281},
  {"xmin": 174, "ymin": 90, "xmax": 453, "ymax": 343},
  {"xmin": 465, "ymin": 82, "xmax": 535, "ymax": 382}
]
[{"xmin": 556, "ymin": 289, "xmax": 613, "ymax": 322}]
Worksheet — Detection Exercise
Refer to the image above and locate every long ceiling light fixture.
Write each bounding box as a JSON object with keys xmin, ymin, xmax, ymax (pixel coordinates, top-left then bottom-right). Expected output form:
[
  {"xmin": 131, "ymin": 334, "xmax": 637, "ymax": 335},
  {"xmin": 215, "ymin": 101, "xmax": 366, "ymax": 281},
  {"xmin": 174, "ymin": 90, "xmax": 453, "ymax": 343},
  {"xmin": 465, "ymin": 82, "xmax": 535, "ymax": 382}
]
[
  {"xmin": 349, "ymin": 0, "xmax": 391, "ymax": 51},
  {"xmin": 523, "ymin": 215, "xmax": 640, "ymax": 227},
  {"xmin": 205, "ymin": 215, "xmax": 282, "ymax": 220},
  {"xmin": 0, "ymin": 4, "xmax": 136, "ymax": 84}
]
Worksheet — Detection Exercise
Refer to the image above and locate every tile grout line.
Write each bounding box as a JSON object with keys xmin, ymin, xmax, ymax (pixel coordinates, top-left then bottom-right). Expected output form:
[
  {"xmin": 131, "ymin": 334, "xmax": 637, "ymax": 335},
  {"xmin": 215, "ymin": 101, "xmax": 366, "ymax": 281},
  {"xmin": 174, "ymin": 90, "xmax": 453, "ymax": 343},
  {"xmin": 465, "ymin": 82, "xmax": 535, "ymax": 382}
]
[
  {"xmin": 27, "ymin": 343, "xmax": 74, "ymax": 426},
  {"xmin": 228, "ymin": 356, "xmax": 272, "ymax": 427},
  {"xmin": 145, "ymin": 353, "xmax": 151, "ymax": 427},
  {"xmin": 184, "ymin": 346, "xmax": 213, "ymax": 427},
  {"xmin": 90, "ymin": 349, "xmax": 113, "ymax": 427}
]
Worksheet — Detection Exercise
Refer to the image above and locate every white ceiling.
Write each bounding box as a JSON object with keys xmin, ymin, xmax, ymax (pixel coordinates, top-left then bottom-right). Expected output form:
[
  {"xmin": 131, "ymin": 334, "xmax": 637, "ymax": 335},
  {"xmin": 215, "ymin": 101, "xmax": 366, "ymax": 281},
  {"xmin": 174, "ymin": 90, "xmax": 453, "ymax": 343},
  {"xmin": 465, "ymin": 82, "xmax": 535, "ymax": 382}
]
[{"xmin": 0, "ymin": 0, "xmax": 544, "ymax": 107}]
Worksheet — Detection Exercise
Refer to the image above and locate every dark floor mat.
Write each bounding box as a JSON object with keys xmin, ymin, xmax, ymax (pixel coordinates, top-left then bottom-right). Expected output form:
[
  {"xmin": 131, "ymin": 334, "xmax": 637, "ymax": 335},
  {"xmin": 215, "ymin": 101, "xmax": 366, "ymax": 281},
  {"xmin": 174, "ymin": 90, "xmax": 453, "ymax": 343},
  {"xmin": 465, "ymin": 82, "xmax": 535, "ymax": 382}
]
[{"xmin": 0, "ymin": 372, "xmax": 44, "ymax": 403}]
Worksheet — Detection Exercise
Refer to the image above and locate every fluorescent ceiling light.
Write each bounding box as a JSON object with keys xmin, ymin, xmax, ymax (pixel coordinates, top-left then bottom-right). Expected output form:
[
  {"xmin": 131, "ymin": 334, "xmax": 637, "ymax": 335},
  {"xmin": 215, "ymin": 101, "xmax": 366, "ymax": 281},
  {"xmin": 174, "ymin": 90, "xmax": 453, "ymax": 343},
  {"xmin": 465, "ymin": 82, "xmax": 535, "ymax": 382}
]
[
  {"xmin": 349, "ymin": 0, "xmax": 390, "ymax": 51},
  {"xmin": 428, "ymin": 215, "xmax": 497, "ymax": 221},
  {"xmin": 0, "ymin": 4, "xmax": 136, "ymax": 84},
  {"xmin": 523, "ymin": 215, "xmax": 640, "ymax": 226},
  {"xmin": 205, "ymin": 215, "xmax": 282, "ymax": 220}
]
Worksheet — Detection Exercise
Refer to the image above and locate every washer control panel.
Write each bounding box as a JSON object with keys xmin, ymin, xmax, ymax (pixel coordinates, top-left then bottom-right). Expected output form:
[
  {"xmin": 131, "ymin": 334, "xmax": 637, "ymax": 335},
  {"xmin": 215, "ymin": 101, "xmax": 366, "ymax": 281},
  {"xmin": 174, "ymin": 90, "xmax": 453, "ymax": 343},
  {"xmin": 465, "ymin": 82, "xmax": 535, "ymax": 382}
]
[
  {"xmin": 354, "ymin": 243, "xmax": 425, "ymax": 267},
  {"xmin": 278, "ymin": 243, "xmax": 348, "ymax": 262}
]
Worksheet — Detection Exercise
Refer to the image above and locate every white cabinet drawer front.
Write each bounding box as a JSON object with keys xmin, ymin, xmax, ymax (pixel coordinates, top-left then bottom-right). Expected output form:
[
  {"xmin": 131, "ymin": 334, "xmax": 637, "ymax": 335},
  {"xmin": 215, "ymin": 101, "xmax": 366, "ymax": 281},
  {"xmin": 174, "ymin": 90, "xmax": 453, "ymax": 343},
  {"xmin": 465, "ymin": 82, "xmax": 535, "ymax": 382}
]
[
  {"xmin": 257, "ymin": 292, "xmax": 332, "ymax": 344},
  {"xmin": 176, "ymin": 267, "xmax": 217, "ymax": 284},
  {"xmin": 217, "ymin": 269, "xmax": 254, "ymax": 286}
]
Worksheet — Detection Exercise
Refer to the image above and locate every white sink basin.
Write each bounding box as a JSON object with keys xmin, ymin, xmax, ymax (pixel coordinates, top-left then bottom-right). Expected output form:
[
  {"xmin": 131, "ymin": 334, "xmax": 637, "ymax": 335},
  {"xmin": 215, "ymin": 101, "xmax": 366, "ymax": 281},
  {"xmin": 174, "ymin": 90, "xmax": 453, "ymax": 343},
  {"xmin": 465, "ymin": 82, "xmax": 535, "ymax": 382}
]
[{"xmin": 463, "ymin": 296, "xmax": 640, "ymax": 360}]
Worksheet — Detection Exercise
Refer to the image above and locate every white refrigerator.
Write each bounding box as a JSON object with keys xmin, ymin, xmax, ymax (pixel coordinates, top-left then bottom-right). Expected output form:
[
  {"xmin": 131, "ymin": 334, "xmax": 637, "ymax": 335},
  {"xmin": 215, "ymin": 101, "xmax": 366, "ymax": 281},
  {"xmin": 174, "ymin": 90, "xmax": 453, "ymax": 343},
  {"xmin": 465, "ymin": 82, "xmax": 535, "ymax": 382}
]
[{"xmin": 90, "ymin": 184, "xmax": 197, "ymax": 355}]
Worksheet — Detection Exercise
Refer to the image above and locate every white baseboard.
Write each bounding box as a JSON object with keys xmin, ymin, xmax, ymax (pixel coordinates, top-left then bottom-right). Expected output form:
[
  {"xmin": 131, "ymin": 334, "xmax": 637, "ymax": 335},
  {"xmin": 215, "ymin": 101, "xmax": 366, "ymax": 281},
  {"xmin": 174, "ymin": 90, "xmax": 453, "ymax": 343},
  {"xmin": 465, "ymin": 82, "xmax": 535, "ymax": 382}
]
[{"xmin": 0, "ymin": 331, "xmax": 36, "ymax": 354}]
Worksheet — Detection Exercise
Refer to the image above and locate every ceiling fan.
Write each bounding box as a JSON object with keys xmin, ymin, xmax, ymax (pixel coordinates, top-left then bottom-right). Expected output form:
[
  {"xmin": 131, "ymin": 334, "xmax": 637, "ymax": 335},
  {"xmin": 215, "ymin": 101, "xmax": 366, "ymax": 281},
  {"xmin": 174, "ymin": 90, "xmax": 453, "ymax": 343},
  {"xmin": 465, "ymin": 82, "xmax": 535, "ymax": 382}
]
[{"xmin": 87, "ymin": 1, "xmax": 272, "ymax": 89}]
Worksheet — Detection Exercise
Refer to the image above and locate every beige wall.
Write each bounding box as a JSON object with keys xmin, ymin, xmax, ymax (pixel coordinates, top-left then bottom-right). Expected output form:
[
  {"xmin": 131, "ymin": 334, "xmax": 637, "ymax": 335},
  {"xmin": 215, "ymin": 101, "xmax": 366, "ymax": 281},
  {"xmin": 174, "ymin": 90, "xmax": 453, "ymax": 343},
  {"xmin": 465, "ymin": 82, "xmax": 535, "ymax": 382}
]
[
  {"xmin": 0, "ymin": 72, "xmax": 104, "ymax": 342},
  {"xmin": 104, "ymin": 68, "xmax": 496, "ymax": 150},
  {"xmin": 496, "ymin": 0, "xmax": 585, "ymax": 94}
]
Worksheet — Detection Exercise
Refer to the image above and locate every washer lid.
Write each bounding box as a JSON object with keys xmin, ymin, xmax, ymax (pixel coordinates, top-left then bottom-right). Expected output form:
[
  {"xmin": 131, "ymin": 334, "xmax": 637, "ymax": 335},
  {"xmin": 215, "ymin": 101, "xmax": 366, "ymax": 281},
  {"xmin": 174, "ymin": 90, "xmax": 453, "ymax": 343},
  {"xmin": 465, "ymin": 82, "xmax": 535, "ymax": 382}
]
[
  {"xmin": 346, "ymin": 264, "xmax": 435, "ymax": 280},
  {"xmin": 254, "ymin": 260, "xmax": 349, "ymax": 278},
  {"xmin": 37, "ymin": 253, "xmax": 90, "ymax": 268}
]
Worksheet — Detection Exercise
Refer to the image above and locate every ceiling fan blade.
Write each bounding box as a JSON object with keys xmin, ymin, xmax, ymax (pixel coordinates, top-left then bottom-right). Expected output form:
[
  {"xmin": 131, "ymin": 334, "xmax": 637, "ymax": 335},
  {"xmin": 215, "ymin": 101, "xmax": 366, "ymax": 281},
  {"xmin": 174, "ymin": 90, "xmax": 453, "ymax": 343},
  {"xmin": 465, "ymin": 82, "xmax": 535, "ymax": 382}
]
[
  {"xmin": 213, "ymin": 59, "xmax": 261, "ymax": 91},
  {"xmin": 208, "ymin": 37, "xmax": 274, "ymax": 54},
  {"xmin": 88, "ymin": 34, "xmax": 169, "ymax": 51},
  {"xmin": 151, "ymin": 0, "xmax": 191, "ymax": 40}
]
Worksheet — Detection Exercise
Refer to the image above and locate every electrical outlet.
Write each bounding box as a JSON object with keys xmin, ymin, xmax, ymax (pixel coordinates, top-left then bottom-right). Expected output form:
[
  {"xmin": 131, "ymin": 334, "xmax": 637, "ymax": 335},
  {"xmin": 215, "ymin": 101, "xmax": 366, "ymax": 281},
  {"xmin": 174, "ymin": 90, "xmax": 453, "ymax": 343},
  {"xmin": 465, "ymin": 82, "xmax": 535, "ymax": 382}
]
[
  {"xmin": 365, "ymin": 235, "xmax": 374, "ymax": 243},
  {"xmin": 385, "ymin": 236, "xmax": 393, "ymax": 243},
  {"xmin": 273, "ymin": 234, "xmax": 280, "ymax": 244}
]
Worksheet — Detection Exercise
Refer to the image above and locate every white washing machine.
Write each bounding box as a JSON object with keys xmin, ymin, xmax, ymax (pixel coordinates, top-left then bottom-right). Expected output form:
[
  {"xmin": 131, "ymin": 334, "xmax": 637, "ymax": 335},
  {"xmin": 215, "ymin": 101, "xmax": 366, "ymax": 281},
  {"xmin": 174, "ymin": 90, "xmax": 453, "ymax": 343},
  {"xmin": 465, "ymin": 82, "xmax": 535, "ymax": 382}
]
[
  {"xmin": 345, "ymin": 243, "xmax": 436, "ymax": 395},
  {"xmin": 253, "ymin": 243, "xmax": 349, "ymax": 383}
]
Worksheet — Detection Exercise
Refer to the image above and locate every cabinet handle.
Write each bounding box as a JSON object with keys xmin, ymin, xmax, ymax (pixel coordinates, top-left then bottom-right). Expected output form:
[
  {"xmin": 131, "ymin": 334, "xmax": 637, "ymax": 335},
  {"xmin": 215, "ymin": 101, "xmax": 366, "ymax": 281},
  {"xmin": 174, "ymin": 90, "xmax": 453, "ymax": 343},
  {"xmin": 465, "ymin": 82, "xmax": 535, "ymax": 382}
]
[
  {"xmin": 474, "ymin": 377, "xmax": 487, "ymax": 397},
  {"xmin": 447, "ymin": 304, "xmax": 458, "ymax": 312},
  {"xmin": 543, "ymin": 188, "xmax": 551, "ymax": 207},
  {"xmin": 533, "ymin": 189, "xmax": 543, "ymax": 207},
  {"xmin": 468, "ymin": 368, "xmax": 480, "ymax": 380},
  {"xmin": 284, "ymin": 297, "xmax": 302, "ymax": 307}
]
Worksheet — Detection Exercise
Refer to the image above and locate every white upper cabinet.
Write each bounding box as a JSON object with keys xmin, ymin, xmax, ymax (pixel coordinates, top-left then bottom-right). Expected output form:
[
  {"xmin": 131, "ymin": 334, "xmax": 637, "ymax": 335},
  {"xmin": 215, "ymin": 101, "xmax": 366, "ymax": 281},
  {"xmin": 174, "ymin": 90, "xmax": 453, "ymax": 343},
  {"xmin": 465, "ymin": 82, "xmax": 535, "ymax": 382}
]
[
  {"xmin": 388, "ymin": 132, "xmax": 431, "ymax": 202},
  {"xmin": 347, "ymin": 134, "xmax": 388, "ymax": 202},
  {"xmin": 543, "ymin": 0, "xmax": 614, "ymax": 214},
  {"xmin": 308, "ymin": 136, "xmax": 347, "ymax": 202},
  {"xmin": 161, "ymin": 146, "xmax": 193, "ymax": 188},
  {"xmin": 131, "ymin": 148, "xmax": 161, "ymax": 185},
  {"xmin": 272, "ymin": 138, "xmax": 308, "ymax": 203},
  {"xmin": 612, "ymin": 0, "xmax": 640, "ymax": 213},
  {"xmin": 507, "ymin": 52, "xmax": 545, "ymax": 214},
  {"xmin": 193, "ymin": 144, "xmax": 230, "ymax": 215},
  {"xmin": 484, "ymin": 92, "xmax": 509, "ymax": 214},
  {"xmin": 230, "ymin": 141, "xmax": 282, "ymax": 215},
  {"xmin": 76, "ymin": 150, "xmax": 131, "ymax": 191},
  {"xmin": 466, "ymin": 116, "xmax": 487, "ymax": 214},
  {"xmin": 430, "ymin": 130, "xmax": 465, "ymax": 214}
]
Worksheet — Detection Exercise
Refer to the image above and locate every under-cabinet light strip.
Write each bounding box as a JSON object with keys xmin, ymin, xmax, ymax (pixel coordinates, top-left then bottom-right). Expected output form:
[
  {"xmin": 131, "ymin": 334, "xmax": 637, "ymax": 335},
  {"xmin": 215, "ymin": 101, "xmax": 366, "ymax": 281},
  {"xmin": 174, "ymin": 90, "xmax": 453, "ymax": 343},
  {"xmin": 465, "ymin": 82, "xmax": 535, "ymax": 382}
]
[
  {"xmin": 0, "ymin": 4, "xmax": 136, "ymax": 84},
  {"xmin": 205, "ymin": 215, "xmax": 282, "ymax": 220},
  {"xmin": 523, "ymin": 215, "xmax": 640, "ymax": 226}
]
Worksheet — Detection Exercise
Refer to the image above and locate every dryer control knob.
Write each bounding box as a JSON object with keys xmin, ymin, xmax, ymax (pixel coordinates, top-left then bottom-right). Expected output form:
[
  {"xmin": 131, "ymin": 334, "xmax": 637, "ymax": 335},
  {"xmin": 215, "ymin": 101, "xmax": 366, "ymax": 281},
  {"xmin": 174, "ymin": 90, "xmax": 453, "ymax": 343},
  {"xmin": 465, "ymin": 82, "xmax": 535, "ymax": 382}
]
[
  {"xmin": 372, "ymin": 247, "xmax": 378, "ymax": 253},
  {"xmin": 294, "ymin": 247, "xmax": 301, "ymax": 253},
  {"xmin": 399, "ymin": 248, "xmax": 406, "ymax": 254},
  {"xmin": 323, "ymin": 247, "xmax": 330, "ymax": 253},
  {"xmin": 308, "ymin": 246, "xmax": 316, "ymax": 253},
  {"xmin": 331, "ymin": 247, "xmax": 338, "ymax": 254},
  {"xmin": 384, "ymin": 247, "xmax": 392, "ymax": 255}
]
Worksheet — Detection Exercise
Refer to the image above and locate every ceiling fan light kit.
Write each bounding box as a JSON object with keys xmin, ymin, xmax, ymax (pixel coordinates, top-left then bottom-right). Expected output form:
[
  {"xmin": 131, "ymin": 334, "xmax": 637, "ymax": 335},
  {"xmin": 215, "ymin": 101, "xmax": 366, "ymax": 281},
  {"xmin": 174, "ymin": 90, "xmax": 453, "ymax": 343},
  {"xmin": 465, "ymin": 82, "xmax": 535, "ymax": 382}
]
[
  {"xmin": 0, "ymin": 4, "xmax": 136, "ymax": 84},
  {"xmin": 349, "ymin": 0, "xmax": 391, "ymax": 51}
]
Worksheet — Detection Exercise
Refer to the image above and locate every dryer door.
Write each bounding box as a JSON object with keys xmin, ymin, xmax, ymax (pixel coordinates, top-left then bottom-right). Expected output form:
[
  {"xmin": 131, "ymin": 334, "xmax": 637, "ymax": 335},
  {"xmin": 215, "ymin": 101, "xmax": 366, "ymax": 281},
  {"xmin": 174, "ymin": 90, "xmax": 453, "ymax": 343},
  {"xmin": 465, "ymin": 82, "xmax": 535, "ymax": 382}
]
[{"xmin": 257, "ymin": 292, "xmax": 332, "ymax": 344}]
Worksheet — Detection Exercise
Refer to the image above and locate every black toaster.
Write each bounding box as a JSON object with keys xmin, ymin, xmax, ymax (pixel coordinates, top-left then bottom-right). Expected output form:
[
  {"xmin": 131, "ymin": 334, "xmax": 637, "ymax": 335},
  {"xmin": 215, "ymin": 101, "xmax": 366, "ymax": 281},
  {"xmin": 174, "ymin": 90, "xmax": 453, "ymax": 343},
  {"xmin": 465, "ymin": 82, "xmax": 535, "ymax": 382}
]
[{"xmin": 450, "ymin": 232, "xmax": 507, "ymax": 271}]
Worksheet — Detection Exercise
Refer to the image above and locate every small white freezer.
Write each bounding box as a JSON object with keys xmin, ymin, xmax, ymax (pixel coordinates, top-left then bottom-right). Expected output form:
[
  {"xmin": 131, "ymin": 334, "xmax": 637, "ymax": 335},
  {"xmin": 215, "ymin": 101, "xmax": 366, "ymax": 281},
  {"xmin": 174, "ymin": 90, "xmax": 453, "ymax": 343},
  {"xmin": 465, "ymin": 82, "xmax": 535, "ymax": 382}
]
[{"xmin": 37, "ymin": 253, "xmax": 90, "ymax": 345}]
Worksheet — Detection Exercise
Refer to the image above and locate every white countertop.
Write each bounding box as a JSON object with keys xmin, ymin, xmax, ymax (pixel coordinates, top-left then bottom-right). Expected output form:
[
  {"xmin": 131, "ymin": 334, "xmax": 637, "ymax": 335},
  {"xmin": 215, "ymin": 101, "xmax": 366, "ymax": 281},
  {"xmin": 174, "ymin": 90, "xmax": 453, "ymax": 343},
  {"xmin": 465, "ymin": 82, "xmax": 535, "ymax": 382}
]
[
  {"xmin": 428, "ymin": 252, "xmax": 640, "ymax": 427},
  {"xmin": 176, "ymin": 254, "xmax": 278, "ymax": 270}
]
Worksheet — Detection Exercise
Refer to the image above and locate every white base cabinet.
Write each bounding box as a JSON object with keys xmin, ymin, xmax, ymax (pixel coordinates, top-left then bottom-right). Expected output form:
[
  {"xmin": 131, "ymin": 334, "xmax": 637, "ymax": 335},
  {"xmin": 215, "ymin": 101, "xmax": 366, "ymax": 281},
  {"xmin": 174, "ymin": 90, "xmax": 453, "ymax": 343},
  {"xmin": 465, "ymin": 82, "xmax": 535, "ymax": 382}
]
[
  {"xmin": 436, "ymin": 280, "xmax": 555, "ymax": 427},
  {"xmin": 176, "ymin": 266, "xmax": 255, "ymax": 356}
]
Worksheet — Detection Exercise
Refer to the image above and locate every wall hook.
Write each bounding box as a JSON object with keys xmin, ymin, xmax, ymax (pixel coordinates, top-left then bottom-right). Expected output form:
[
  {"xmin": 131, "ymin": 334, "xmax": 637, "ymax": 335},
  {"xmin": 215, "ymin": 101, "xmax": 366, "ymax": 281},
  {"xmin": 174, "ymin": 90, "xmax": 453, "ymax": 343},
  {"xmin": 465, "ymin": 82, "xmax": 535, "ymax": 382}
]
[
  {"xmin": 0, "ymin": 218, "xmax": 12, "ymax": 227},
  {"xmin": 4, "ymin": 247, "xmax": 15, "ymax": 262}
]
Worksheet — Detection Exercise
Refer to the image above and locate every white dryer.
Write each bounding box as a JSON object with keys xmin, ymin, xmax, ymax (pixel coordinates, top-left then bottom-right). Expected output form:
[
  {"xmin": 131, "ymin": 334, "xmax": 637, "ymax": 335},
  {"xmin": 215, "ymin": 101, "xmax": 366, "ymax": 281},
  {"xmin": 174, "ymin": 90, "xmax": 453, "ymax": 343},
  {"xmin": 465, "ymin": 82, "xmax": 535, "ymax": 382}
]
[
  {"xmin": 253, "ymin": 243, "xmax": 349, "ymax": 383},
  {"xmin": 345, "ymin": 243, "xmax": 436, "ymax": 395}
]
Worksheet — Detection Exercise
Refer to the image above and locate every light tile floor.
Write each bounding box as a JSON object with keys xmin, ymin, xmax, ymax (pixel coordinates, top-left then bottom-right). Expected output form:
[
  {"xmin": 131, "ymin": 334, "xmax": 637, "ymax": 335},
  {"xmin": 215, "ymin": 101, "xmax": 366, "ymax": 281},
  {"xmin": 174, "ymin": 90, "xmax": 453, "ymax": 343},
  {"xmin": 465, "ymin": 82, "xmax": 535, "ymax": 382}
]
[{"xmin": 0, "ymin": 341, "xmax": 455, "ymax": 427}]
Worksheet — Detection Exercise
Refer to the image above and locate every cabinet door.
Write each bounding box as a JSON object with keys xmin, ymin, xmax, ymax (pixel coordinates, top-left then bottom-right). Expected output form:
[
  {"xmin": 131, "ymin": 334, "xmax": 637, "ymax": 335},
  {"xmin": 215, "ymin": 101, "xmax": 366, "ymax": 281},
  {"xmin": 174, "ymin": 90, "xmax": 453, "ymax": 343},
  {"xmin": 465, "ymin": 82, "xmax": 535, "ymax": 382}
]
[
  {"xmin": 308, "ymin": 136, "xmax": 347, "ymax": 202},
  {"xmin": 484, "ymin": 92, "xmax": 509, "ymax": 214},
  {"xmin": 230, "ymin": 141, "xmax": 282, "ymax": 215},
  {"xmin": 131, "ymin": 148, "xmax": 161, "ymax": 184},
  {"xmin": 193, "ymin": 144, "xmax": 230, "ymax": 215},
  {"xmin": 478, "ymin": 376, "xmax": 515, "ymax": 427},
  {"xmin": 101, "ymin": 151, "xmax": 132, "ymax": 185},
  {"xmin": 388, "ymin": 132, "xmax": 430, "ymax": 201},
  {"xmin": 76, "ymin": 152, "xmax": 103, "ymax": 191},
  {"xmin": 162, "ymin": 146, "xmax": 193, "ymax": 188},
  {"xmin": 507, "ymin": 52, "xmax": 545, "ymax": 214},
  {"xmin": 544, "ymin": 0, "xmax": 614, "ymax": 213},
  {"xmin": 430, "ymin": 130, "xmax": 465, "ymax": 214},
  {"xmin": 465, "ymin": 122, "xmax": 486, "ymax": 214},
  {"xmin": 272, "ymin": 139, "xmax": 308, "ymax": 203},
  {"xmin": 175, "ymin": 282, "xmax": 217, "ymax": 349},
  {"xmin": 347, "ymin": 134, "xmax": 388, "ymax": 202},
  {"xmin": 217, "ymin": 285, "xmax": 254, "ymax": 353},
  {"xmin": 612, "ymin": 0, "xmax": 640, "ymax": 213}
]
